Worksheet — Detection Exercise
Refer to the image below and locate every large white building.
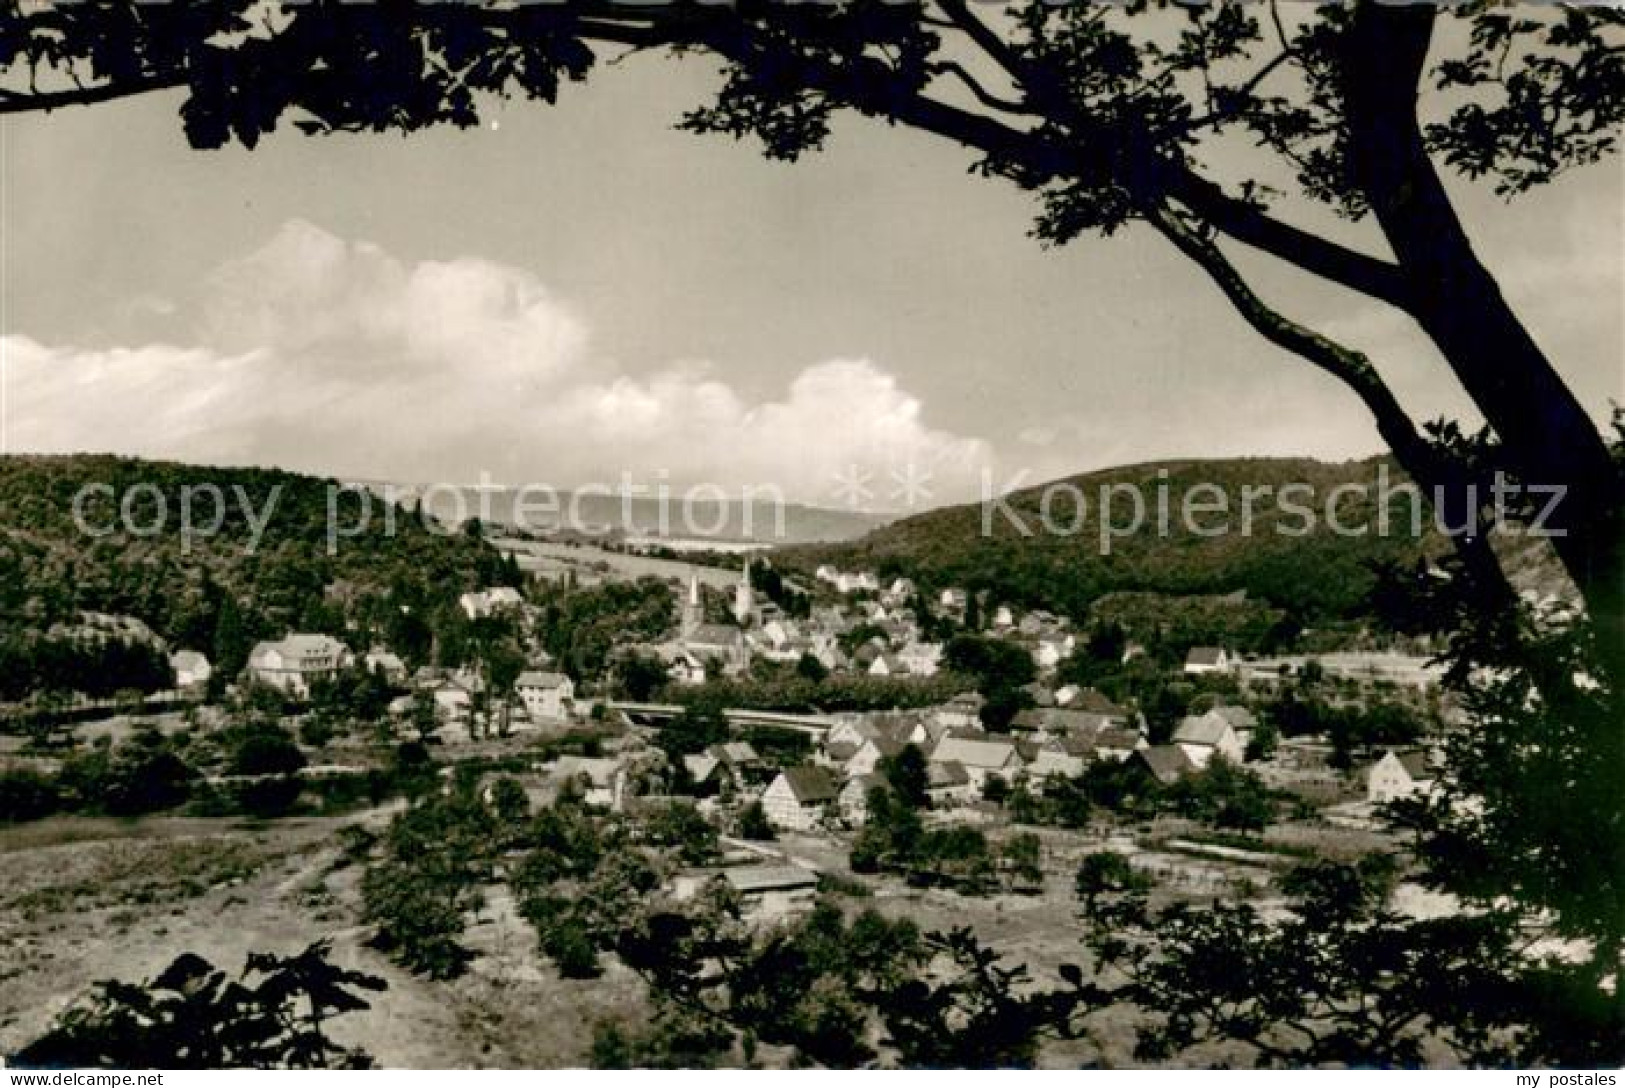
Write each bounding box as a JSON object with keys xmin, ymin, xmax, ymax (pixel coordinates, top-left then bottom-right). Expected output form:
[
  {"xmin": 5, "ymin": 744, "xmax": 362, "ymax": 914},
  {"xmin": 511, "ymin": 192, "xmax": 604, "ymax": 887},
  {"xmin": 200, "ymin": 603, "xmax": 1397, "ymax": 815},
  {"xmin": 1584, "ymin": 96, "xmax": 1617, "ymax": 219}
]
[
  {"xmin": 247, "ymin": 634, "xmax": 350, "ymax": 697},
  {"xmin": 516, "ymin": 670, "xmax": 574, "ymax": 722}
]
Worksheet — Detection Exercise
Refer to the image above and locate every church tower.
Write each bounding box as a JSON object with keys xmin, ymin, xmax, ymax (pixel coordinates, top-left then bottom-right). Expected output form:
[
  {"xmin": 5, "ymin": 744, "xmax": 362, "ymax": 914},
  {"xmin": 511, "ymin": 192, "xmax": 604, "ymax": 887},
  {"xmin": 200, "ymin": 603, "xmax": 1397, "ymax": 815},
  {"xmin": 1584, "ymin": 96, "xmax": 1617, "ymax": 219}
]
[
  {"xmin": 732, "ymin": 557, "xmax": 755, "ymax": 627},
  {"xmin": 681, "ymin": 573, "xmax": 704, "ymax": 636}
]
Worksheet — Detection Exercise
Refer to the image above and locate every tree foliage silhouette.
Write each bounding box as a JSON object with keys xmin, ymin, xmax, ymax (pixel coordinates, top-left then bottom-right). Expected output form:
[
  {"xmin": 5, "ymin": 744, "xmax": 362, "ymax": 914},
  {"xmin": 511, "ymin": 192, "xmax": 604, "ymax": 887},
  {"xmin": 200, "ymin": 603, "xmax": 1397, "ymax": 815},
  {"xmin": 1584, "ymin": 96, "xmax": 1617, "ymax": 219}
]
[{"xmin": 15, "ymin": 943, "xmax": 385, "ymax": 1070}]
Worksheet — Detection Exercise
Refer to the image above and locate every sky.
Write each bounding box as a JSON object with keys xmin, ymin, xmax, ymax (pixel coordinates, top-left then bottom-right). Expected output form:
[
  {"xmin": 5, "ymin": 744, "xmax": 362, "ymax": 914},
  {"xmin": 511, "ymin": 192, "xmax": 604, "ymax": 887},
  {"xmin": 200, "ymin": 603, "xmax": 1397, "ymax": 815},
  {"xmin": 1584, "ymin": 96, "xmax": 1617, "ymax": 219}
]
[{"xmin": 2, "ymin": 44, "xmax": 1620, "ymax": 512}]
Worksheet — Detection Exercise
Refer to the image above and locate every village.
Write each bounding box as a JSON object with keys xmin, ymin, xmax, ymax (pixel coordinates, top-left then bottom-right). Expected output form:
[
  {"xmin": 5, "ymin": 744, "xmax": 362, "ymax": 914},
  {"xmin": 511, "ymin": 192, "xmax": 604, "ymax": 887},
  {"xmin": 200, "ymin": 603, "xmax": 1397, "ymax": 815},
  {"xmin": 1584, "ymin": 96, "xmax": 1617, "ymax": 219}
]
[{"xmin": 10, "ymin": 546, "xmax": 1453, "ymax": 931}]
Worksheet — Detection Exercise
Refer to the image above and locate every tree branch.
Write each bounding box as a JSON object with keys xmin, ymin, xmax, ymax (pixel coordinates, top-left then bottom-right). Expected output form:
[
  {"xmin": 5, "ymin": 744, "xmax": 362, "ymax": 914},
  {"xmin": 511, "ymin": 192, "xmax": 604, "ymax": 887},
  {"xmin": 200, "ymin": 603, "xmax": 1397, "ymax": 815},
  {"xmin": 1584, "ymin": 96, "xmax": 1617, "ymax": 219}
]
[
  {"xmin": 0, "ymin": 72, "xmax": 186, "ymax": 115},
  {"xmin": 1149, "ymin": 202, "xmax": 1518, "ymax": 611},
  {"xmin": 928, "ymin": 60, "xmax": 1036, "ymax": 118}
]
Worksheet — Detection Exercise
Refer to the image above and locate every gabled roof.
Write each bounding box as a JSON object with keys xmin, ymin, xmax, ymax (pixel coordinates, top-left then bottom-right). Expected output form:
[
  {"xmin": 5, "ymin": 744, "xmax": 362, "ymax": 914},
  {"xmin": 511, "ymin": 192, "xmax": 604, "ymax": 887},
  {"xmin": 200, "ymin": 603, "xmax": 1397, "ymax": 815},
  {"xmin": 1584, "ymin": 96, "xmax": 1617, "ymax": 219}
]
[
  {"xmin": 1135, "ymin": 745, "xmax": 1195, "ymax": 784},
  {"xmin": 931, "ymin": 733, "xmax": 1022, "ymax": 771},
  {"xmin": 778, "ymin": 765, "xmax": 838, "ymax": 804},
  {"xmin": 1094, "ymin": 725, "xmax": 1145, "ymax": 751},
  {"xmin": 710, "ymin": 741, "xmax": 761, "ymax": 766},
  {"xmin": 863, "ymin": 736, "xmax": 907, "ymax": 760},
  {"xmin": 1185, "ymin": 646, "xmax": 1226, "ymax": 665},
  {"xmin": 1372, "ymin": 749, "xmax": 1432, "ymax": 782},
  {"xmin": 684, "ymin": 753, "xmax": 720, "ymax": 783},
  {"xmin": 1173, "ymin": 711, "xmax": 1236, "ymax": 747},
  {"xmin": 171, "ymin": 650, "xmax": 210, "ymax": 669},
  {"xmin": 516, "ymin": 670, "xmax": 570, "ymax": 689},
  {"xmin": 824, "ymin": 740, "xmax": 860, "ymax": 762},
  {"xmin": 250, "ymin": 634, "xmax": 345, "ymax": 668},
  {"xmin": 1047, "ymin": 734, "xmax": 1097, "ymax": 758},
  {"xmin": 1209, "ymin": 704, "xmax": 1258, "ymax": 730},
  {"xmin": 1012, "ymin": 707, "xmax": 1115, "ymax": 735},
  {"xmin": 1069, "ymin": 687, "xmax": 1131, "ymax": 718},
  {"xmin": 927, "ymin": 760, "xmax": 971, "ymax": 788}
]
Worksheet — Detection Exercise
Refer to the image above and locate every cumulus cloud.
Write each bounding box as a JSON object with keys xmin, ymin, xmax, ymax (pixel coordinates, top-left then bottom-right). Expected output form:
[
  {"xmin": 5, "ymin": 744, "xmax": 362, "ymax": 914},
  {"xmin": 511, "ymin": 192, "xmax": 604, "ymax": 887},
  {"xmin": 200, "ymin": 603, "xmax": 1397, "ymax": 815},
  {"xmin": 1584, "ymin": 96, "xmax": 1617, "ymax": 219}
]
[{"xmin": 5, "ymin": 219, "xmax": 996, "ymax": 507}]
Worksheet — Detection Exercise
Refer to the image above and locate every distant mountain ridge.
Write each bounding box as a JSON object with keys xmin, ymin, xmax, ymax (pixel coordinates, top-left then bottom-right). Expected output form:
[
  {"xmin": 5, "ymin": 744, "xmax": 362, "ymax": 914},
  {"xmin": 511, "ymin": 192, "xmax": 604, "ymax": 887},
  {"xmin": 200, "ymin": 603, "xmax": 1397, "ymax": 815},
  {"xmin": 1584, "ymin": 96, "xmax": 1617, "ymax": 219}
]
[
  {"xmin": 783, "ymin": 455, "xmax": 1568, "ymax": 622},
  {"xmin": 348, "ymin": 479, "xmax": 892, "ymax": 545}
]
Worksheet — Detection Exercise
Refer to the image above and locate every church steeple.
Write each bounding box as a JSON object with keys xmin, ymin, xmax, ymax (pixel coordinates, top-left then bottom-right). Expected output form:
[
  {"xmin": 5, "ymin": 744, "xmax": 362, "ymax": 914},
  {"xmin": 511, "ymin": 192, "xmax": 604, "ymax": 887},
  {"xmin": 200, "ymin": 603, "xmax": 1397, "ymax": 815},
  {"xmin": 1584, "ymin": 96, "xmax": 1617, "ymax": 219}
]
[
  {"xmin": 732, "ymin": 557, "xmax": 755, "ymax": 627},
  {"xmin": 681, "ymin": 573, "xmax": 703, "ymax": 636}
]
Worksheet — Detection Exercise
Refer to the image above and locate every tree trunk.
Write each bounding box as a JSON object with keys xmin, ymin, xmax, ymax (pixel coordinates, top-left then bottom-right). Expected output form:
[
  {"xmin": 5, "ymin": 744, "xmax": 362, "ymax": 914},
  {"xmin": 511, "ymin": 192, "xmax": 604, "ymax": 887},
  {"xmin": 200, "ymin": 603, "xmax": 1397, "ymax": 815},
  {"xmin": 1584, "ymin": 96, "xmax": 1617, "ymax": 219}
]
[{"xmin": 1342, "ymin": 3, "xmax": 1625, "ymax": 679}]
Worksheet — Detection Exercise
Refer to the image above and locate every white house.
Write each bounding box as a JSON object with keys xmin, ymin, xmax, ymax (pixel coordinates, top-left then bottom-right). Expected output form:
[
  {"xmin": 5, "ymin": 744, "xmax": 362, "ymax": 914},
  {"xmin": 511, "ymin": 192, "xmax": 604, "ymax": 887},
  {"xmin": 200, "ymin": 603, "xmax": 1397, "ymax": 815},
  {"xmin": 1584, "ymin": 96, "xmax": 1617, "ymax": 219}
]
[
  {"xmin": 1093, "ymin": 725, "xmax": 1149, "ymax": 762},
  {"xmin": 363, "ymin": 648, "xmax": 407, "ymax": 684},
  {"xmin": 1026, "ymin": 736, "xmax": 1093, "ymax": 783},
  {"xmin": 844, "ymin": 735, "xmax": 907, "ymax": 779},
  {"xmin": 659, "ymin": 647, "xmax": 708, "ymax": 686},
  {"xmin": 1172, "ymin": 709, "xmax": 1248, "ymax": 768},
  {"xmin": 839, "ymin": 773, "xmax": 890, "ymax": 825},
  {"xmin": 516, "ymin": 670, "xmax": 574, "ymax": 722},
  {"xmin": 868, "ymin": 652, "xmax": 907, "ymax": 678},
  {"xmin": 760, "ymin": 765, "xmax": 838, "ymax": 831},
  {"xmin": 552, "ymin": 755, "xmax": 624, "ymax": 810},
  {"xmin": 247, "ymin": 634, "xmax": 349, "ymax": 697},
  {"xmin": 1183, "ymin": 646, "xmax": 1233, "ymax": 675},
  {"xmin": 1032, "ymin": 635, "xmax": 1075, "ymax": 669},
  {"xmin": 925, "ymin": 760, "xmax": 977, "ymax": 806},
  {"xmin": 459, "ymin": 586, "xmax": 524, "ymax": 620},
  {"xmin": 928, "ymin": 731, "xmax": 1024, "ymax": 791},
  {"xmin": 1366, "ymin": 749, "xmax": 1436, "ymax": 804},
  {"xmin": 170, "ymin": 650, "xmax": 212, "ymax": 693},
  {"xmin": 428, "ymin": 672, "xmax": 482, "ymax": 723},
  {"xmin": 898, "ymin": 642, "xmax": 943, "ymax": 677},
  {"xmin": 673, "ymin": 865, "xmax": 820, "ymax": 921}
]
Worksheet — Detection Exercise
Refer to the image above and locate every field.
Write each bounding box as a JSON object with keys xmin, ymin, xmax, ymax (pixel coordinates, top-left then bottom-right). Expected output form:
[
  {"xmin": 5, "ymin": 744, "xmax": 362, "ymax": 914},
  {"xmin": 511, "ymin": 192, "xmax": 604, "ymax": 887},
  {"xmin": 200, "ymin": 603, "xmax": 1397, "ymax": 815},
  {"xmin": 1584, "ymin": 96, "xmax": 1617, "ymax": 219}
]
[
  {"xmin": 0, "ymin": 811, "xmax": 650, "ymax": 1068},
  {"xmin": 493, "ymin": 538, "xmax": 745, "ymax": 589}
]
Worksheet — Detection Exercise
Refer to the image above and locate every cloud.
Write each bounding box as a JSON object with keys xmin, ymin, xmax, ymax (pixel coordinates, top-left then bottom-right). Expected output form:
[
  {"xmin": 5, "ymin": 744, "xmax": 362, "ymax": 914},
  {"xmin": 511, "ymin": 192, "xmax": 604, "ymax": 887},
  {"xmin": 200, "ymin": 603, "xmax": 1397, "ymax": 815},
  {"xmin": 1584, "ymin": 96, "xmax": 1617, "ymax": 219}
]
[{"xmin": 4, "ymin": 219, "xmax": 995, "ymax": 507}]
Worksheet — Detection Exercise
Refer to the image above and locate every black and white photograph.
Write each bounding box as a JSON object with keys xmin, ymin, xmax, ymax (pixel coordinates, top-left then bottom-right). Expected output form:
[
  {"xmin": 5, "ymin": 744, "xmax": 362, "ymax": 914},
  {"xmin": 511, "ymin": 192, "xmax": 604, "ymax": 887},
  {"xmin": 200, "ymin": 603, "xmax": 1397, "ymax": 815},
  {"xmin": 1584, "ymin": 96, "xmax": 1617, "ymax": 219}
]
[{"xmin": 0, "ymin": 0, "xmax": 1621, "ymax": 1073}]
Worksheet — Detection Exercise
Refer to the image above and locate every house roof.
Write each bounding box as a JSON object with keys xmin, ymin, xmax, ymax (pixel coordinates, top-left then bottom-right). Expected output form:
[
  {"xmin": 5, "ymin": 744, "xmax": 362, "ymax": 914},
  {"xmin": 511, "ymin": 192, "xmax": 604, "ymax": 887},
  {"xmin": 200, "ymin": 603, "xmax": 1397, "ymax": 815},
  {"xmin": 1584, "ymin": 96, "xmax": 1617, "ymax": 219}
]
[
  {"xmin": 1173, "ymin": 711, "xmax": 1236, "ymax": 747},
  {"xmin": 931, "ymin": 733, "xmax": 1021, "ymax": 771},
  {"xmin": 1135, "ymin": 745, "xmax": 1195, "ymax": 784},
  {"xmin": 686, "ymin": 624, "xmax": 743, "ymax": 648},
  {"xmin": 683, "ymin": 753, "xmax": 720, "ymax": 782},
  {"xmin": 1210, "ymin": 704, "xmax": 1258, "ymax": 730},
  {"xmin": 1012, "ymin": 707, "xmax": 1115, "ymax": 735},
  {"xmin": 724, "ymin": 865, "xmax": 820, "ymax": 894},
  {"xmin": 171, "ymin": 650, "xmax": 209, "ymax": 669},
  {"xmin": 1069, "ymin": 688, "xmax": 1131, "ymax": 718},
  {"xmin": 251, "ymin": 634, "xmax": 346, "ymax": 667},
  {"xmin": 1373, "ymin": 749, "xmax": 1432, "ymax": 782},
  {"xmin": 824, "ymin": 740, "xmax": 860, "ymax": 762},
  {"xmin": 927, "ymin": 760, "xmax": 971, "ymax": 788},
  {"xmin": 710, "ymin": 741, "xmax": 760, "ymax": 765},
  {"xmin": 1185, "ymin": 646, "xmax": 1226, "ymax": 666},
  {"xmin": 516, "ymin": 670, "xmax": 570, "ymax": 689},
  {"xmin": 1094, "ymin": 726, "xmax": 1144, "ymax": 751},
  {"xmin": 779, "ymin": 765, "xmax": 838, "ymax": 804}
]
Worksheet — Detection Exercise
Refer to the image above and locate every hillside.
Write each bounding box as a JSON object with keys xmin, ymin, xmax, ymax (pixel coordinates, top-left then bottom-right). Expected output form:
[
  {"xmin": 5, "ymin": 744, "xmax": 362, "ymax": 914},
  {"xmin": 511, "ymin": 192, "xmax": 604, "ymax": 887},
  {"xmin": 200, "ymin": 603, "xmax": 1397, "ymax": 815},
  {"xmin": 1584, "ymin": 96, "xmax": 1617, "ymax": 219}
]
[
  {"xmin": 785, "ymin": 456, "xmax": 1486, "ymax": 622},
  {"xmin": 0, "ymin": 454, "xmax": 515, "ymax": 668}
]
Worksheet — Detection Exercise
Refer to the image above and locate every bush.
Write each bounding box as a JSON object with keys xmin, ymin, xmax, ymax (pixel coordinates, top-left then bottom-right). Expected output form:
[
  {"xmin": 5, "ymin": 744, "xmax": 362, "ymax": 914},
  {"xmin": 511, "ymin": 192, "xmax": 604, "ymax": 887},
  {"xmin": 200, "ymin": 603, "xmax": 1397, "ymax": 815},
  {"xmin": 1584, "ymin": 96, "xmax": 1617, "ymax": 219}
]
[
  {"xmin": 736, "ymin": 799, "xmax": 775, "ymax": 841},
  {"xmin": 0, "ymin": 767, "xmax": 59, "ymax": 823}
]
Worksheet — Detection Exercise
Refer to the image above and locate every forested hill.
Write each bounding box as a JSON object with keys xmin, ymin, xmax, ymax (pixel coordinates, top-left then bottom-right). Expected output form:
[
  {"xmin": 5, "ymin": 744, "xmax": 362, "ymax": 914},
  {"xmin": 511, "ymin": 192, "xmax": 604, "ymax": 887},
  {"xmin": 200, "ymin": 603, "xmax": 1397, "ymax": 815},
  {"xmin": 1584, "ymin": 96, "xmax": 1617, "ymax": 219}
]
[
  {"xmin": 0, "ymin": 454, "xmax": 516, "ymax": 664},
  {"xmin": 787, "ymin": 456, "xmax": 1470, "ymax": 623}
]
